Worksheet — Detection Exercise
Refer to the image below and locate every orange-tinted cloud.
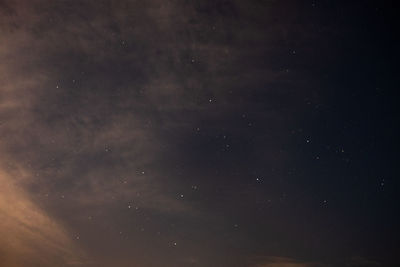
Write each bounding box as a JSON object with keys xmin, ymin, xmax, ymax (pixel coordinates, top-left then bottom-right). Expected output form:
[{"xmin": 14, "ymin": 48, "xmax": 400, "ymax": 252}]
[{"xmin": 0, "ymin": 170, "xmax": 85, "ymax": 266}]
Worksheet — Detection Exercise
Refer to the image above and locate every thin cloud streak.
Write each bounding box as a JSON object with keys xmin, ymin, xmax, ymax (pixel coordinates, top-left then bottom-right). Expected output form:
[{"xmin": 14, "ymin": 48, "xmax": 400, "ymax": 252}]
[{"xmin": 0, "ymin": 170, "xmax": 85, "ymax": 266}]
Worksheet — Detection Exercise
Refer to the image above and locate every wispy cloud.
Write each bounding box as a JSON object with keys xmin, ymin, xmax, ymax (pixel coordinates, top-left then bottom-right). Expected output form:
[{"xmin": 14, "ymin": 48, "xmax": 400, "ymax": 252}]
[
  {"xmin": 0, "ymin": 170, "xmax": 85, "ymax": 266},
  {"xmin": 253, "ymin": 257, "xmax": 325, "ymax": 267}
]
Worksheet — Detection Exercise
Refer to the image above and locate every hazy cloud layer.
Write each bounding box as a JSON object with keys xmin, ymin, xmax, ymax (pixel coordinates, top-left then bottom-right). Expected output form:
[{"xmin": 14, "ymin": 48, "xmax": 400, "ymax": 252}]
[
  {"xmin": 0, "ymin": 0, "xmax": 395, "ymax": 266},
  {"xmin": 0, "ymin": 170, "xmax": 85, "ymax": 266}
]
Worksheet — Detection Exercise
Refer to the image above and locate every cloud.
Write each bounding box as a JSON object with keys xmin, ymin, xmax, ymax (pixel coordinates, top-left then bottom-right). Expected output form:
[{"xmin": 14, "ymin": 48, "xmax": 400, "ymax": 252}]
[
  {"xmin": 253, "ymin": 257, "xmax": 327, "ymax": 267},
  {"xmin": 1, "ymin": 4, "xmax": 199, "ymax": 265},
  {"xmin": 0, "ymin": 169, "xmax": 85, "ymax": 266},
  {"xmin": 0, "ymin": 1, "xmax": 362, "ymax": 266}
]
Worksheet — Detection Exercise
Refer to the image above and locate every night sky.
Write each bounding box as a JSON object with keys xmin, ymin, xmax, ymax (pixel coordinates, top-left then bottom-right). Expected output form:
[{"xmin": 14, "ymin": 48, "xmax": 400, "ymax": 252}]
[{"xmin": 0, "ymin": 1, "xmax": 398, "ymax": 266}]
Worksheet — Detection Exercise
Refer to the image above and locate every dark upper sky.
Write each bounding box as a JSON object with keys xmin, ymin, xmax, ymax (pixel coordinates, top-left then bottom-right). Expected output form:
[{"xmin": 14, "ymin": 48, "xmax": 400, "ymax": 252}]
[{"xmin": 0, "ymin": 1, "xmax": 398, "ymax": 266}]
